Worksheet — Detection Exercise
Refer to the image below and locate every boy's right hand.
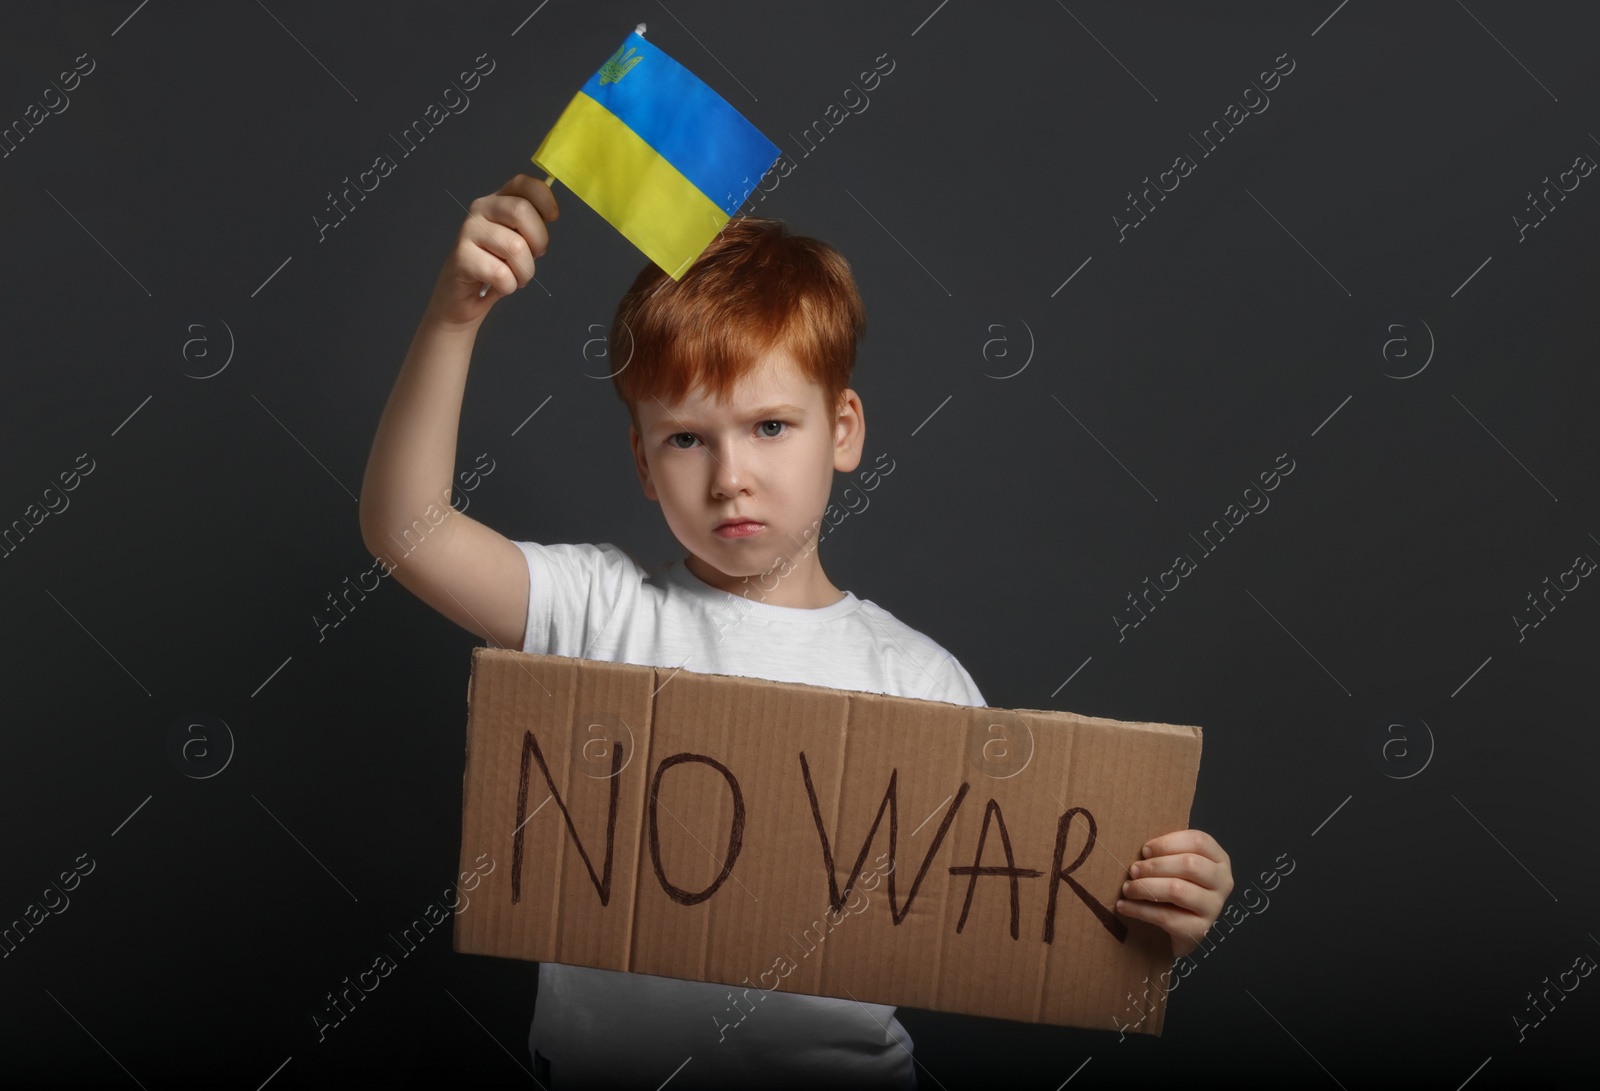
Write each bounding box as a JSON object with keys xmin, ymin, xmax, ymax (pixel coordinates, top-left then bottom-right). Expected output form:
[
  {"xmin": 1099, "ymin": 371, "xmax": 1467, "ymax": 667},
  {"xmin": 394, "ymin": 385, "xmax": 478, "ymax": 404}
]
[{"xmin": 428, "ymin": 173, "xmax": 560, "ymax": 328}]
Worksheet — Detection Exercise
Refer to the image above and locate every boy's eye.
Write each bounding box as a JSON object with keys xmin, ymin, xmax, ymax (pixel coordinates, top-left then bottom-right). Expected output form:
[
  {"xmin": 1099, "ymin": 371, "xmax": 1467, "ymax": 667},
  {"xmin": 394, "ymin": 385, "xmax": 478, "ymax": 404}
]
[{"xmin": 666, "ymin": 422, "xmax": 785, "ymax": 448}]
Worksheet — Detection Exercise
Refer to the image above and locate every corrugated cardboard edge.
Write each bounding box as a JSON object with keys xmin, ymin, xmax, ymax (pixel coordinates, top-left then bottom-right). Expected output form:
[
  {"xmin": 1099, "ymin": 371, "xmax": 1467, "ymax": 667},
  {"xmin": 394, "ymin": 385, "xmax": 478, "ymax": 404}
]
[{"xmin": 452, "ymin": 648, "xmax": 483, "ymax": 956}]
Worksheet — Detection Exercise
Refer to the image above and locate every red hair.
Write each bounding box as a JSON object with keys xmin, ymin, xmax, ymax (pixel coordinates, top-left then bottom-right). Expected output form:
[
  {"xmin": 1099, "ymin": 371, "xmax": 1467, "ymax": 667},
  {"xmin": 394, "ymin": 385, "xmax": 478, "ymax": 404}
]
[{"xmin": 610, "ymin": 216, "xmax": 866, "ymax": 431}]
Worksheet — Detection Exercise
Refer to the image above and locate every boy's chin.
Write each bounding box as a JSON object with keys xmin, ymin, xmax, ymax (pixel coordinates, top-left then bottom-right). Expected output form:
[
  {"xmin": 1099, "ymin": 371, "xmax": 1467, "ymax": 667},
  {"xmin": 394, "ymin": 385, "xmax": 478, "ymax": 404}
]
[
  {"xmin": 686, "ymin": 550, "xmax": 784, "ymax": 585},
  {"xmin": 691, "ymin": 553, "xmax": 755, "ymax": 578}
]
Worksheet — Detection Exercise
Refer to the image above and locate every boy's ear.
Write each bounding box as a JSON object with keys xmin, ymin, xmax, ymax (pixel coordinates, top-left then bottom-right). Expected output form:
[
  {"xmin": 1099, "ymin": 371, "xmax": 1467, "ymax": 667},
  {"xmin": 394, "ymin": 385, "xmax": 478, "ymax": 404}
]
[
  {"xmin": 629, "ymin": 423, "xmax": 658, "ymax": 501},
  {"xmin": 833, "ymin": 388, "xmax": 865, "ymax": 474}
]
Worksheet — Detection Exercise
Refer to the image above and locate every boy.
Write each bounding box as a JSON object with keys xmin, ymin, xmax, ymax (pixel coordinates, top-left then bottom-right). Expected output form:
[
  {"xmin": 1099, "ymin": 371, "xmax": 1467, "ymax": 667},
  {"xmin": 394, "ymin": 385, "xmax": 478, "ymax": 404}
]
[{"xmin": 359, "ymin": 174, "xmax": 1234, "ymax": 1088}]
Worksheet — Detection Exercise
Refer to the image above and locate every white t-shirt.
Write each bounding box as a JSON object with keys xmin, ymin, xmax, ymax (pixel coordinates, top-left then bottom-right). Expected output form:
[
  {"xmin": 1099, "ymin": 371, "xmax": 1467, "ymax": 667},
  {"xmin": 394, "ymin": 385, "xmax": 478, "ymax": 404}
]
[{"xmin": 498, "ymin": 541, "xmax": 987, "ymax": 1089}]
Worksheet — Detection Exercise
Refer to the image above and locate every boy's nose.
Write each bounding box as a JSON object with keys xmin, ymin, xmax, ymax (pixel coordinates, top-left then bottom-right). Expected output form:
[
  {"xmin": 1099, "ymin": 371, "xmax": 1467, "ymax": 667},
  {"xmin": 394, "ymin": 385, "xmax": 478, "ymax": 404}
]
[{"xmin": 708, "ymin": 443, "xmax": 750, "ymax": 497}]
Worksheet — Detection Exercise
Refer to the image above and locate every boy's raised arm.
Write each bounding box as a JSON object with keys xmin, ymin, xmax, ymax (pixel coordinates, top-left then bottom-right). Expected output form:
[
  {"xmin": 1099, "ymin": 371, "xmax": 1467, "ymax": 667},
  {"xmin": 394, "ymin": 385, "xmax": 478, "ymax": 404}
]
[{"xmin": 358, "ymin": 175, "xmax": 559, "ymax": 651}]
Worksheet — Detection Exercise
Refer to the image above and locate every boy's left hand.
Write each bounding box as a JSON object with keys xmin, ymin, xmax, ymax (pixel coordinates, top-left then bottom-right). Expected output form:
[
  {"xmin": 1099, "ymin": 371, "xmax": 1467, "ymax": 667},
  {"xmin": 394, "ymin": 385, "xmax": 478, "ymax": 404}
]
[{"xmin": 1115, "ymin": 829, "xmax": 1233, "ymax": 959}]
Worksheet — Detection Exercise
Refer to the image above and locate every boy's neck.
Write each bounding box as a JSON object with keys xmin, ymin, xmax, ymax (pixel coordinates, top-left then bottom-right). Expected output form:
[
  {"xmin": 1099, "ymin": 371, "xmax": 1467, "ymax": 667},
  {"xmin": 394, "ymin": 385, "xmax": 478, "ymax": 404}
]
[{"xmin": 683, "ymin": 551, "xmax": 847, "ymax": 609}]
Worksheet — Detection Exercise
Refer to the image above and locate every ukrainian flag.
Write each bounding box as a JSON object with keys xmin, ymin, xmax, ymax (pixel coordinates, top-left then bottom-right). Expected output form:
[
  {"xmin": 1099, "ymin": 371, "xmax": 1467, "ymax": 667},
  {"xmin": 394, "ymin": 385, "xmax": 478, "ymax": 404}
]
[{"xmin": 532, "ymin": 29, "xmax": 780, "ymax": 280}]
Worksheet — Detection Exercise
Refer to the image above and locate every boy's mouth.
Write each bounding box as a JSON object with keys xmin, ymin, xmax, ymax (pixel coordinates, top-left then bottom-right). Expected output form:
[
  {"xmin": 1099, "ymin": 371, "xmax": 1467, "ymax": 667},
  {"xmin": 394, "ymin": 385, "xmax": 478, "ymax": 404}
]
[{"xmin": 714, "ymin": 518, "xmax": 764, "ymax": 539}]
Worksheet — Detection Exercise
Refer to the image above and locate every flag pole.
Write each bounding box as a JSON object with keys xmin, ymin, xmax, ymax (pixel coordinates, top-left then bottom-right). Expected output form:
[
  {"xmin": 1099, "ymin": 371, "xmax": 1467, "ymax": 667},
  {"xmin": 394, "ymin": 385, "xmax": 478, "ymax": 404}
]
[{"xmin": 478, "ymin": 24, "xmax": 644, "ymax": 297}]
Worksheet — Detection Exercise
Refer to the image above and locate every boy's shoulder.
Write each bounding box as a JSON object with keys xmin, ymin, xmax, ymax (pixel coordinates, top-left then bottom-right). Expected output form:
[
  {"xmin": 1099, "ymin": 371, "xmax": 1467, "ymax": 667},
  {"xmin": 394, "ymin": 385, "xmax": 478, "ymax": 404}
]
[
  {"xmin": 511, "ymin": 539, "xmax": 652, "ymax": 590},
  {"xmin": 851, "ymin": 594, "xmax": 951, "ymax": 650},
  {"xmin": 848, "ymin": 596, "xmax": 987, "ymax": 707}
]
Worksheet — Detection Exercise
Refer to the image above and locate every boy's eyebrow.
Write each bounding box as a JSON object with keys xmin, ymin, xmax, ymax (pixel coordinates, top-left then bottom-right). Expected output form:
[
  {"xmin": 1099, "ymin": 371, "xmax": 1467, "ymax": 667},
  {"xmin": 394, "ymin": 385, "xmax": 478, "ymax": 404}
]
[
  {"xmin": 652, "ymin": 403, "xmax": 808, "ymax": 430},
  {"xmin": 747, "ymin": 403, "xmax": 807, "ymax": 418}
]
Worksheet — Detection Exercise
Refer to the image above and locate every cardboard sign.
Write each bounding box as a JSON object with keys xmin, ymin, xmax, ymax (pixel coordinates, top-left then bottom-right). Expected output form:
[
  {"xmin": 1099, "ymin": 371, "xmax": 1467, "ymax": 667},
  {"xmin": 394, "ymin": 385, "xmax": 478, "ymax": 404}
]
[{"xmin": 452, "ymin": 648, "xmax": 1202, "ymax": 1035}]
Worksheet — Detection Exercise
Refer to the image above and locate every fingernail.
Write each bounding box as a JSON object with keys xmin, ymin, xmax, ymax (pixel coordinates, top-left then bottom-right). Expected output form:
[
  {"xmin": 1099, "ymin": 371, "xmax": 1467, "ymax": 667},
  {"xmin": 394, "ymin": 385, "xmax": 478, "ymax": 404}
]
[
  {"xmin": 1121, "ymin": 880, "xmax": 1130, "ymax": 893},
  {"xmin": 1130, "ymin": 864, "xmax": 1140, "ymax": 879}
]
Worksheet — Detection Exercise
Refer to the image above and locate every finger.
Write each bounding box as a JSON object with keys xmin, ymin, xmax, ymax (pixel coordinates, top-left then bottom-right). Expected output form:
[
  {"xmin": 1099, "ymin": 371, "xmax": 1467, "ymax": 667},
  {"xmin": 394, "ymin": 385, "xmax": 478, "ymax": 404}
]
[
  {"xmin": 1121, "ymin": 875, "xmax": 1210, "ymax": 915},
  {"xmin": 473, "ymin": 219, "xmax": 544, "ymax": 286},
  {"xmin": 451, "ymin": 232, "xmax": 518, "ymax": 298},
  {"xmin": 469, "ymin": 193, "xmax": 551, "ymax": 259},
  {"xmin": 1129, "ymin": 850, "xmax": 1215, "ymax": 886},
  {"xmin": 1115, "ymin": 899, "xmax": 1210, "ymax": 956},
  {"xmin": 1141, "ymin": 829, "xmax": 1226, "ymax": 866},
  {"xmin": 493, "ymin": 172, "xmax": 560, "ymax": 222},
  {"xmin": 1115, "ymin": 896, "xmax": 1205, "ymax": 935}
]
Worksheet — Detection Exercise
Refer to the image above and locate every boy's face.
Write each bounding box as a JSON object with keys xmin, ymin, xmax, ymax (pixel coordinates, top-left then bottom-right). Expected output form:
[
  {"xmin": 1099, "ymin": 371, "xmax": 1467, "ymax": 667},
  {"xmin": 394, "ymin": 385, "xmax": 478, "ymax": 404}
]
[{"xmin": 628, "ymin": 345, "xmax": 864, "ymax": 603}]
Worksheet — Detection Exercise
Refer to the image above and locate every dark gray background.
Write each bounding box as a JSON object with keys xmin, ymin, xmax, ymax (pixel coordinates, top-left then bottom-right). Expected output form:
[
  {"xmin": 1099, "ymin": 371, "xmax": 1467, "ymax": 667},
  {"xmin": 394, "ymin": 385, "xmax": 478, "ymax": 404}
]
[{"xmin": 2, "ymin": 1, "xmax": 1596, "ymax": 1087}]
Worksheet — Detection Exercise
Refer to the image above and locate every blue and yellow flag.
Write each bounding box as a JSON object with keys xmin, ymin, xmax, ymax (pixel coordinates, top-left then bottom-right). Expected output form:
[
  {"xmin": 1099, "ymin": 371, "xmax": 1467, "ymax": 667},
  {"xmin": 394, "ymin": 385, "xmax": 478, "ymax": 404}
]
[{"xmin": 532, "ymin": 28, "xmax": 780, "ymax": 280}]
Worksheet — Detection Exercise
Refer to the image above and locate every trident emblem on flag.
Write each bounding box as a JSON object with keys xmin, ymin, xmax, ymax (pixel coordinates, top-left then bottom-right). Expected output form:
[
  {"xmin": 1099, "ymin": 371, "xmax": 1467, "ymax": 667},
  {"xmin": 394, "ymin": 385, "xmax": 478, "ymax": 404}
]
[{"xmin": 598, "ymin": 44, "xmax": 642, "ymax": 85}]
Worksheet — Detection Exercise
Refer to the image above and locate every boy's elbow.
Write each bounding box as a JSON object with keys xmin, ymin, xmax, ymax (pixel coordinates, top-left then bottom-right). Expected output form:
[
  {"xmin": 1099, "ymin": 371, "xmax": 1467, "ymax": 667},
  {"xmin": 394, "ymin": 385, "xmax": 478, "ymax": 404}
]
[
  {"xmin": 358, "ymin": 508, "xmax": 394, "ymax": 561},
  {"xmin": 357, "ymin": 495, "xmax": 392, "ymax": 553},
  {"xmin": 358, "ymin": 507, "xmax": 379, "ymax": 555}
]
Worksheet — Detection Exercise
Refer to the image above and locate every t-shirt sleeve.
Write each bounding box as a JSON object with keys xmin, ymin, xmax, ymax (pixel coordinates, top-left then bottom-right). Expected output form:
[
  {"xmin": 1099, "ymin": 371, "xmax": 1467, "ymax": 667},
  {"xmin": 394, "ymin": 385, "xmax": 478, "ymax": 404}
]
[
  {"xmin": 934, "ymin": 654, "xmax": 987, "ymax": 708},
  {"xmin": 503, "ymin": 541, "xmax": 644, "ymax": 657}
]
